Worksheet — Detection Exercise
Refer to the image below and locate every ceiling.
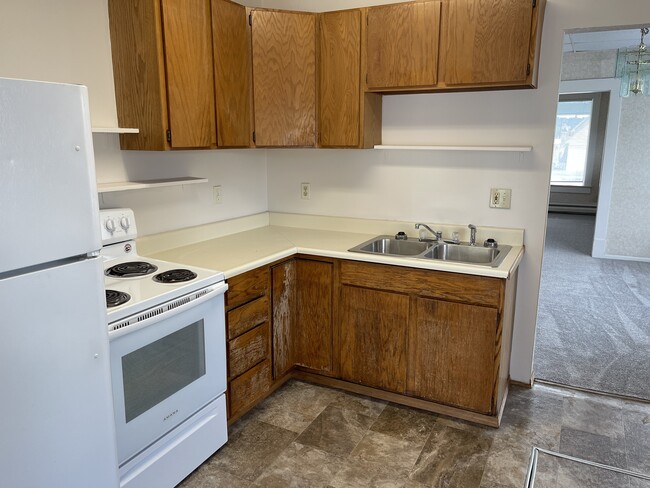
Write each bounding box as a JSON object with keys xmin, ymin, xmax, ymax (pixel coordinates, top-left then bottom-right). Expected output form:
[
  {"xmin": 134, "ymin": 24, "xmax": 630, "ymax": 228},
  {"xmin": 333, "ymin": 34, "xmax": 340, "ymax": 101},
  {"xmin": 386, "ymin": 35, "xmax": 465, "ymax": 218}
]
[{"xmin": 563, "ymin": 28, "xmax": 646, "ymax": 53}]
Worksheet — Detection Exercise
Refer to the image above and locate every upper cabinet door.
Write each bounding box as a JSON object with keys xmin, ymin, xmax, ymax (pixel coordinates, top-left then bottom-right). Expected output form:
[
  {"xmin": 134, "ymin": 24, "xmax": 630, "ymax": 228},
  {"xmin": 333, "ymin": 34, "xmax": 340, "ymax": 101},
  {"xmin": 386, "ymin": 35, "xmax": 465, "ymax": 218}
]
[
  {"xmin": 161, "ymin": 0, "xmax": 216, "ymax": 148},
  {"xmin": 441, "ymin": 0, "xmax": 534, "ymax": 86},
  {"xmin": 251, "ymin": 10, "xmax": 316, "ymax": 147},
  {"xmin": 366, "ymin": 1, "xmax": 441, "ymax": 90},
  {"xmin": 319, "ymin": 10, "xmax": 361, "ymax": 148},
  {"xmin": 211, "ymin": 0, "xmax": 252, "ymax": 147}
]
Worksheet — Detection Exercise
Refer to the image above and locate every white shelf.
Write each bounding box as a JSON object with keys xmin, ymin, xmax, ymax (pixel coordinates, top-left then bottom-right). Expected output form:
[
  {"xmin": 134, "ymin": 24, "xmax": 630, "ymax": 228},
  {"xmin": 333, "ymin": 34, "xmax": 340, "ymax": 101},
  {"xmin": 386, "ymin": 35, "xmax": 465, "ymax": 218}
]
[
  {"xmin": 97, "ymin": 177, "xmax": 208, "ymax": 193},
  {"xmin": 91, "ymin": 127, "xmax": 140, "ymax": 134},
  {"xmin": 374, "ymin": 144, "xmax": 533, "ymax": 152}
]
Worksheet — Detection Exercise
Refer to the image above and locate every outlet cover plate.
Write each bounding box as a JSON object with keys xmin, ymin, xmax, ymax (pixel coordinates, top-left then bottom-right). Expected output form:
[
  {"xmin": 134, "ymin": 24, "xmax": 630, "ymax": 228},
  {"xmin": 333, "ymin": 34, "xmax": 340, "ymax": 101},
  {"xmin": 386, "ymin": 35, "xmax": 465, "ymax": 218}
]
[{"xmin": 490, "ymin": 188, "xmax": 511, "ymax": 209}]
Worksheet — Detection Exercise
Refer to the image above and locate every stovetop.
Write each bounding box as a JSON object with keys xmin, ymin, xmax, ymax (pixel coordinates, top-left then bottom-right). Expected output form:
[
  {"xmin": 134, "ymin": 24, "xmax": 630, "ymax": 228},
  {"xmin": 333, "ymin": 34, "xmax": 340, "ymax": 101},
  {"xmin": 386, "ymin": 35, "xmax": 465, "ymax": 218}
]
[{"xmin": 100, "ymin": 209, "xmax": 224, "ymax": 324}]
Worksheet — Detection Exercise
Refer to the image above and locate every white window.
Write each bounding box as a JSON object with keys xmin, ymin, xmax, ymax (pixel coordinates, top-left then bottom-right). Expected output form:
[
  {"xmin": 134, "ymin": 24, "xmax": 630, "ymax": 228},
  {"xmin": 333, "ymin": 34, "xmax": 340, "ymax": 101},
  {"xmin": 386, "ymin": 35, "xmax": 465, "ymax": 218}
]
[{"xmin": 552, "ymin": 97, "xmax": 596, "ymax": 187}]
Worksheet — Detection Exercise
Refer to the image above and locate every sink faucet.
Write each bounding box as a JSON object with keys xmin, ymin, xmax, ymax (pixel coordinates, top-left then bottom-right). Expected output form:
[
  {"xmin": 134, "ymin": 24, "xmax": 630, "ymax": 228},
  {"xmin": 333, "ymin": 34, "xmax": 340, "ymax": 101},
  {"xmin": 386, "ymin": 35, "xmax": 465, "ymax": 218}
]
[
  {"xmin": 468, "ymin": 224, "xmax": 477, "ymax": 246},
  {"xmin": 415, "ymin": 223, "xmax": 442, "ymax": 242}
]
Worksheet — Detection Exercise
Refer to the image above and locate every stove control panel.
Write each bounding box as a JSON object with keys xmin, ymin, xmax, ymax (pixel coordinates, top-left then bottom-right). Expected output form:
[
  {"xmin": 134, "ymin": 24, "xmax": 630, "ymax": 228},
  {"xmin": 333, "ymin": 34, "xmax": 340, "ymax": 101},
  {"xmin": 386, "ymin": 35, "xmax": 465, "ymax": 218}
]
[{"xmin": 100, "ymin": 208, "xmax": 138, "ymax": 245}]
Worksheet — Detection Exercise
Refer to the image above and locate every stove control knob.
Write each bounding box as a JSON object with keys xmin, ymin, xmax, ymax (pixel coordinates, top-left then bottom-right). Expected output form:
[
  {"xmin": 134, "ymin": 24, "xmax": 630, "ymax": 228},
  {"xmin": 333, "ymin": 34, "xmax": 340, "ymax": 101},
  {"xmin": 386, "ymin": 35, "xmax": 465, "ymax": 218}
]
[
  {"xmin": 120, "ymin": 216, "xmax": 131, "ymax": 231},
  {"xmin": 105, "ymin": 218, "xmax": 116, "ymax": 234}
]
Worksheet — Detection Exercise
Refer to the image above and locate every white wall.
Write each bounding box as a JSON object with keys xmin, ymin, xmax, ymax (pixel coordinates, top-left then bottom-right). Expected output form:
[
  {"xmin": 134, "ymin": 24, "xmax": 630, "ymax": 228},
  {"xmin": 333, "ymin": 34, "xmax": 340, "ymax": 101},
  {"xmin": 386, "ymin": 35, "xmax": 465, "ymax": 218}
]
[
  {"xmin": 0, "ymin": 0, "xmax": 268, "ymax": 237},
  {"xmin": 2, "ymin": 0, "xmax": 649, "ymax": 382},
  {"xmin": 264, "ymin": 0, "xmax": 650, "ymax": 383}
]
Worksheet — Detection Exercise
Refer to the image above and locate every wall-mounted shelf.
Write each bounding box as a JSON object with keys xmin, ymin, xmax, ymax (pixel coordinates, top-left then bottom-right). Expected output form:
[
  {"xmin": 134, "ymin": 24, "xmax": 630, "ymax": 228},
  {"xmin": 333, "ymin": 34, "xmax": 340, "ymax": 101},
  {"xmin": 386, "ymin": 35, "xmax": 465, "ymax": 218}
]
[
  {"xmin": 374, "ymin": 145, "xmax": 533, "ymax": 152},
  {"xmin": 92, "ymin": 127, "xmax": 140, "ymax": 134},
  {"xmin": 97, "ymin": 177, "xmax": 208, "ymax": 193}
]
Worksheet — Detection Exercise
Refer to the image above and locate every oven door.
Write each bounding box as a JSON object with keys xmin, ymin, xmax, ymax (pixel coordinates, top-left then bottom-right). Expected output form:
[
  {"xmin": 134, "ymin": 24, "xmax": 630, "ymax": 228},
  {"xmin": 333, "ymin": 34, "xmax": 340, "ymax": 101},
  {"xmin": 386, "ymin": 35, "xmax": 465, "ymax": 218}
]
[{"xmin": 109, "ymin": 283, "xmax": 227, "ymax": 465}]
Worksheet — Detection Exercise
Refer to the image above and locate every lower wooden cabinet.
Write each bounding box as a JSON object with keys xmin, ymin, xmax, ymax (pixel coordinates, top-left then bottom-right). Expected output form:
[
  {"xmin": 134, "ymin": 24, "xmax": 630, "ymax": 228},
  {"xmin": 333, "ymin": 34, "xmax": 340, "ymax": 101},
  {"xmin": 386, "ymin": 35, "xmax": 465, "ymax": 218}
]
[
  {"xmin": 272, "ymin": 258, "xmax": 335, "ymax": 377},
  {"xmin": 225, "ymin": 255, "xmax": 517, "ymax": 426},
  {"xmin": 410, "ymin": 297, "xmax": 499, "ymax": 414},
  {"xmin": 339, "ymin": 285, "xmax": 408, "ymax": 393},
  {"xmin": 225, "ymin": 266, "xmax": 272, "ymax": 420}
]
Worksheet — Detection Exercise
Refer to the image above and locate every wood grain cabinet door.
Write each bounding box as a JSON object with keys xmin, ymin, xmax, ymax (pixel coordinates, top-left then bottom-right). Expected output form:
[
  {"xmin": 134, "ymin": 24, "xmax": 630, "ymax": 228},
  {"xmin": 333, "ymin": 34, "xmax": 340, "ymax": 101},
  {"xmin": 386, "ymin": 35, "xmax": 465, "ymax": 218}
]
[
  {"xmin": 440, "ymin": 0, "xmax": 534, "ymax": 86},
  {"xmin": 211, "ymin": 0, "xmax": 252, "ymax": 147},
  {"xmin": 366, "ymin": 1, "xmax": 441, "ymax": 90},
  {"xmin": 271, "ymin": 259, "xmax": 334, "ymax": 377},
  {"xmin": 294, "ymin": 259, "xmax": 334, "ymax": 374},
  {"xmin": 410, "ymin": 297, "xmax": 498, "ymax": 414},
  {"xmin": 319, "ymin": 10, "xmax": 361, "ymax": 147},
  {"xmin": 251, "ymin": 10, "xmax": 316, "ymax": 147},
  {"xmin": 161, "ymin": 0, "xmax": 216, "ymax": 148},
  {"xmin": 340, "ymin": 285, "xmax": 409, "ymax": 393}
]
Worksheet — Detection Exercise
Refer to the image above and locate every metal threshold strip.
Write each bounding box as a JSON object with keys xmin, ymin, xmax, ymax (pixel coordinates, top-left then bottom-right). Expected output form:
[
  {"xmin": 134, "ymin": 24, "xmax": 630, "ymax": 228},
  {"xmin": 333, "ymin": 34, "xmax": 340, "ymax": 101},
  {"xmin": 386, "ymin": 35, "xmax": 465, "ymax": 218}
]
[{"xmin": 524, "ymin": 447, "xmax": 650, "ymax": 487}]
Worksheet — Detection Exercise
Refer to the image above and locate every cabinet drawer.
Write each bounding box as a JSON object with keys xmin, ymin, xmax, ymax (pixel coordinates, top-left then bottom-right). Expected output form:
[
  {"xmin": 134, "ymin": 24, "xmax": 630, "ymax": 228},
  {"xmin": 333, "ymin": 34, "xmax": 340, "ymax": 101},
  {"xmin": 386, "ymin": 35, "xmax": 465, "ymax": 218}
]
[
  {"xmin": 227, "ymin": 295, "xmax": 269, "ymax": 339},
  {"xmin": 340, "ymin": 260, "xmax": 502, "ymax": 308},
  {"xmin": 229, "ymin": 358, "xmax": 272, "ymax": 416},
  {"xmin": 226, "ymin": 267, "xmax": 269, "ymax": 310},
  {"xmin": 228, "ymin": 322, "xmax": 270, "ymax": 380}
]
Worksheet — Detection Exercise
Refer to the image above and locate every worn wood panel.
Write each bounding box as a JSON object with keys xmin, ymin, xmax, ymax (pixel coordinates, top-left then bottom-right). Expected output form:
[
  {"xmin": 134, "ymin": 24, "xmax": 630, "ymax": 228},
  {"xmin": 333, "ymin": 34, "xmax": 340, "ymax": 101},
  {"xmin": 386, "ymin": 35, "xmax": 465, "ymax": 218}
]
[
  {"xmin": 441, "ymin": 0, "xmax": 533, "ymax": 86},
  {"xmin": 212, "ymin": 0, "xmax": 252, "ymax": 147},
  {"xmin": 228, "ymin": 358, "xmax": 272, "ymax": 417},
  {"xmin": 252, "ymin": 10, "xmax": 316, "ymax": 147},
  {"xmin": 411, "ymin": 297, "xmax": 498, "ymax": 414},
  {"xmin": 226, "ymin": 266, "xmax": 269, "ymax": 310},
  {"xmin": 272, "ymin": 260, "xmax": 296, "ymax": 379},
  {"xmin": 340, "ymin": 260, "xmax": 501, "ymax": 308},
  {"xmin": 161, "ymin": 0, "xmax": 216, "ymax": 148},
  {"xmin": 366, "ymin": 1, "xmax": 440, "ymax": 89},
  {"xmin": 227, "ymin": 295, "xmax": 268, "ymax": 340},
  {"xmin": 340, "ymin": 285, "xmax": 409, "ymax": 393},
  {"xmin": 228, "ymin": 322, "xmax": 270, "ymax": 379},
  {"xmin": 318, "ymin": 10, "xmax": 361, "ymax": 147},
  {"xmin": 108, "ymin": 0, "xmax": 169, "ymax": 150},
  {"xmin": 294, "ymin": 260, "xmax": 333, "ymax": 373}
]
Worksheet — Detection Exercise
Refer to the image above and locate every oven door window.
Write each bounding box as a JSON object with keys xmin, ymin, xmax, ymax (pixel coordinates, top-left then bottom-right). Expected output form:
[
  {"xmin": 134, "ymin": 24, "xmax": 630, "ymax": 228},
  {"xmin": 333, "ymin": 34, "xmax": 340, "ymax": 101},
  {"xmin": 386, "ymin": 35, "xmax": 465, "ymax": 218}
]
[{"xmin": 122, "ymin": 320, "xmax": 206, "ymax": 423}]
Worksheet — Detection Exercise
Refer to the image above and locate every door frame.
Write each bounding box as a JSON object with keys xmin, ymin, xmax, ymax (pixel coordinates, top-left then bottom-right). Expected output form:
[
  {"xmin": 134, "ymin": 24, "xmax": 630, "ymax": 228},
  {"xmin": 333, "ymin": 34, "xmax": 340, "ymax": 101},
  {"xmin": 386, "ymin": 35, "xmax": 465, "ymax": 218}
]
[{"xmin": 557, "ymin": 78, "xmax": 623, "ymax": 259}]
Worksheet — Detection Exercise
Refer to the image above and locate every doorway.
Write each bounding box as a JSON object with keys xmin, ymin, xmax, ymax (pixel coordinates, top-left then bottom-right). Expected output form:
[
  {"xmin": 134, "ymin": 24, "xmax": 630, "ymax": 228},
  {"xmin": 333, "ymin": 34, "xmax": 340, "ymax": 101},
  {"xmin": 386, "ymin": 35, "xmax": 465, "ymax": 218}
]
[{"xmin": 533, "ymin": 29, "xmax": 650, "ymax": 401}]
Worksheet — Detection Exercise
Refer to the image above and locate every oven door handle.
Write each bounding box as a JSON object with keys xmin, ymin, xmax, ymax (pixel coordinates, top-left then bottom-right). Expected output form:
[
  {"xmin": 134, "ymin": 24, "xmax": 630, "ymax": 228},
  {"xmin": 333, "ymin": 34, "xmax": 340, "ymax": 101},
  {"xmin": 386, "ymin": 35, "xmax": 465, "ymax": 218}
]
[{"xmin": 108, "ymin": 281, "xmax": 229, "ymax": 338}]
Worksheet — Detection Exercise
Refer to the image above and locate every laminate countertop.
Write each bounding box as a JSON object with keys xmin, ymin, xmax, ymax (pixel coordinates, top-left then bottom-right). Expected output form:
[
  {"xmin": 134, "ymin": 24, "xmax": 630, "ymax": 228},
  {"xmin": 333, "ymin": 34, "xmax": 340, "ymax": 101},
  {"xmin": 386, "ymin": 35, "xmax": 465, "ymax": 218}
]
[{"xmin": 146, "ymin": 224, "xmax": 524, "ymax": 280}]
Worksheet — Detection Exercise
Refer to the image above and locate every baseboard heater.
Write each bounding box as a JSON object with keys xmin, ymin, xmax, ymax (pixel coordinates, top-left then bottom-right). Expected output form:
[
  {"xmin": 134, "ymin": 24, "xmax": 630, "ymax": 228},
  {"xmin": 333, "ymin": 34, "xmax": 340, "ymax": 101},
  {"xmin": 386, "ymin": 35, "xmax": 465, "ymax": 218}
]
[{"xmin": 548, "ymin": 203, "xmax": 596, "ymax": 215}]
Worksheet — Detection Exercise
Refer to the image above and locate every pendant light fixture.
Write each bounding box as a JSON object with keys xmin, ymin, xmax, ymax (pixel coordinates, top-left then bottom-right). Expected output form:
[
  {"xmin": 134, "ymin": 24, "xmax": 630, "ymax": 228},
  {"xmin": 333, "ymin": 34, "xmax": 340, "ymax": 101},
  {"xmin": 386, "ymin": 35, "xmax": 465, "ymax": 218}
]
[{"xmin": 616, "ymin": 27, "xmax": 650, "ymax": 97}]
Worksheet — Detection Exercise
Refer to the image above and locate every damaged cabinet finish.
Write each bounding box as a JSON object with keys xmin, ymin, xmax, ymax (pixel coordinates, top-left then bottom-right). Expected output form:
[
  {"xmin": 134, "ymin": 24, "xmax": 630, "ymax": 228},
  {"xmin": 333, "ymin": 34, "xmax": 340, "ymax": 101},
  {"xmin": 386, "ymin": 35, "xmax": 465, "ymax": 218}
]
[
  {"xmin": 272, "ymin": 258, "xmax": 335, "ymax": 377},
  {"xmin": 226, "ymin": 254, "xmax": 518, "ymax": 427}
]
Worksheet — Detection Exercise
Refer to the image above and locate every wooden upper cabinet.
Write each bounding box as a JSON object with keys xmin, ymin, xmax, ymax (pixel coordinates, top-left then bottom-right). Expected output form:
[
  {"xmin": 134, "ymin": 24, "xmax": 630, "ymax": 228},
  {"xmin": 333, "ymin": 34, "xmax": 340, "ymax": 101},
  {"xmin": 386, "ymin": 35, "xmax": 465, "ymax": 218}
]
[
  {"xmin": 251, "ymin": 10, "xmax": 316, "ymax": 147},
  {"xmin": 108, "ymin": 0, "xmax": 252, "ymax": 150},
  {"xmin": 211, "ymin": 0, "xmax": 252, "ymax": 147},
  {"xmin": 161, "ymin": 0, "xmax": 216, "ymax": 148},
  {"xmin": 440, "ymin": 0, "xmax": 535, "ymax": 87},
  {"xmin": 108, "ymin": 0, "xmax": 169, "ymax": 150},
  {"xmin": 365, "ymin": 1, "xmax": 441, "ymax": 90},
  {"xmin": 319, "ymin": 10, "xmax": 361, "ymax": 148}
]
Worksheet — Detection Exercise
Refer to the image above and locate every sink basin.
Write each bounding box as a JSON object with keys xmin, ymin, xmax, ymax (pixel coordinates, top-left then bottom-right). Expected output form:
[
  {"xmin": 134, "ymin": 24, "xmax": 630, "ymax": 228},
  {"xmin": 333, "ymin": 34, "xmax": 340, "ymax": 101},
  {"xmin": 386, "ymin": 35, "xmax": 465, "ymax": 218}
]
[
  {"xmin": 349, "ymin": 235, "xmax": 511, "ymax": 267},
  {"xmin": 349, "ymin": 236, "xmax": 432, "ymax": 257},
  {"xmin": 422, "ymin": 243, "xmax": 510, "ymax": 267}
]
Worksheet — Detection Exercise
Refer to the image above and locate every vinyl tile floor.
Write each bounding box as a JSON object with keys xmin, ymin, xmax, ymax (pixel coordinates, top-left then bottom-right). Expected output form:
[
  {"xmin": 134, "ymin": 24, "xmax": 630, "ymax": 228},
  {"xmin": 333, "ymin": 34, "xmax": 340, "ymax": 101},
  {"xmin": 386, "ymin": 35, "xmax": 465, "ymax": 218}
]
[{"xmin": 178, "ymin": 379, "xmax": 650, "ymax": 488}]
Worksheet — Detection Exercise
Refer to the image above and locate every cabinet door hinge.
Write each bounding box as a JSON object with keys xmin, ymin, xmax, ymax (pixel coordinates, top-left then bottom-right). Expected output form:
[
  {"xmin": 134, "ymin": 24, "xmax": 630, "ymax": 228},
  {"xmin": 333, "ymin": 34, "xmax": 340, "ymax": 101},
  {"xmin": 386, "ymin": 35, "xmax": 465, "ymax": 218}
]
[
  {"xmin": 526, "ymin": 63, "xmax": 531, "ymax": 76},
  {"xmin": 166, "ymin": 129, "xmax": 171, "ymax": 143},
  {"xmin": 249, "ymin": 13, "xmax": 252, "ymax": 26},
  {"xmin": 252, "ymin": 131, "xmax": 256, "ymax": 144}
]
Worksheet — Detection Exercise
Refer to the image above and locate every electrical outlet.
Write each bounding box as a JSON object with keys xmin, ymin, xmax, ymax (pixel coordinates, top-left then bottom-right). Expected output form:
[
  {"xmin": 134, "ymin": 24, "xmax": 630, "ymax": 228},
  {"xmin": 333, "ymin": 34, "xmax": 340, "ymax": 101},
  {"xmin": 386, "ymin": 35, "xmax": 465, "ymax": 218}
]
[
  {"xmin": 301, "ymin": 182, "xmax": 311, "ymax": 200},
  {"xmin": 213, "ymin": 185, "xmax": 223, "ymax": 204},
  {"xmin": 490, "ymin": 188, "xmax": 511, "ymax": 209}
]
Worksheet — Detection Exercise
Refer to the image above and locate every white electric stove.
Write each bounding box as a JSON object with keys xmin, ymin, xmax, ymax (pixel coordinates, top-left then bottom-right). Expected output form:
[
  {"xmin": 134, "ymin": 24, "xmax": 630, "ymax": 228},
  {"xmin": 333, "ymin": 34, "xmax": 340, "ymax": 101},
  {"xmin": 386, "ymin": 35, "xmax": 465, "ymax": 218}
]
[{"xmin": 100, "ymin": 208, "xmax": 228, "ymax": 488}]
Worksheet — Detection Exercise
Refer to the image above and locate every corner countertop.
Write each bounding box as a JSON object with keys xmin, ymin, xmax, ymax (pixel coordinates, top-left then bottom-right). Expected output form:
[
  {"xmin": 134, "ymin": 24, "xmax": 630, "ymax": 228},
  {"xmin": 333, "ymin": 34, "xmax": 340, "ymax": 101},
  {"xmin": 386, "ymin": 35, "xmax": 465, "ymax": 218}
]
[{"xmin": 144, "ymin": 215, "xmax": 524, "ymax": 280}]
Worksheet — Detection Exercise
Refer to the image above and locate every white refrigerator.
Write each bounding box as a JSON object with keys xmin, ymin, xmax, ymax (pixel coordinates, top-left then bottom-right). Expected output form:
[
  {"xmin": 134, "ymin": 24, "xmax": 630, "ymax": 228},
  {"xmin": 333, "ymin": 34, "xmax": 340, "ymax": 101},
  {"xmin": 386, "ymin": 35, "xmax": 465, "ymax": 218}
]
[{"xmin": 0, "ymin": 78, "xmax": 119, "ymax": 487}]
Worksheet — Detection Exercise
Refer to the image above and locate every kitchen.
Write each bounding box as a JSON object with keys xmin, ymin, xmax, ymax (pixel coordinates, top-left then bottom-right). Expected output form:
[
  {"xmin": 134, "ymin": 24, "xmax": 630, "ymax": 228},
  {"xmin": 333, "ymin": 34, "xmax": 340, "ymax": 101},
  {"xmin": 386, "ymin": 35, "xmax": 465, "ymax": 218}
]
[{"xmin": 1, "ymin": 0, "xmax": 650, "ymax": 487}]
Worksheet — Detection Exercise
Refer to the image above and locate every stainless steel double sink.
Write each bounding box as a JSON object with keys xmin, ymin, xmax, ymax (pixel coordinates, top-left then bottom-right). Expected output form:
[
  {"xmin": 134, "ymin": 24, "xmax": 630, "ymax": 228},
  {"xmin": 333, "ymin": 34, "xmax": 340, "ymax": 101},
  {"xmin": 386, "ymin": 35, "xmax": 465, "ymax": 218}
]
[{"xmin": 348, "ymin": 235, "xmax": 511, "ymax": 268}]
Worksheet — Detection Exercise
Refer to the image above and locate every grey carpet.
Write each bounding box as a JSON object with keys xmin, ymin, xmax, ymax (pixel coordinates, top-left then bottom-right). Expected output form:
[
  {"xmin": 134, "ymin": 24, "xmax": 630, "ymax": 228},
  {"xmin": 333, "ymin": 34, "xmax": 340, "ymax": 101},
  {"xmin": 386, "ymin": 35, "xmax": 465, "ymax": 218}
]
[{"xmin": 534, "ymin": 213, "xmax": 650, "ymax": 401}]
